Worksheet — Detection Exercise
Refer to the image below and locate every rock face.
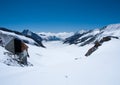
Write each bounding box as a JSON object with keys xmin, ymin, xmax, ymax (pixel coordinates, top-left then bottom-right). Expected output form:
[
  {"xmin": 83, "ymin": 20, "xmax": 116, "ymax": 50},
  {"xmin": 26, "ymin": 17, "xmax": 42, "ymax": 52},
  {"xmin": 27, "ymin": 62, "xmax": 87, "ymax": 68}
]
[
  {"xmin": 85, "ymin": 36, "xmax": 117, "ymax": 56},
  {"xmin": 64, "ymin": 29, "xmax": 100, "ymax": 46},
  {"xmin": 40, "ymin": 35, "xmax": 61, "ymax": 41},
  {"xmin": 22, "ymin": 29, "xmax": 46, "ymax": 48}
]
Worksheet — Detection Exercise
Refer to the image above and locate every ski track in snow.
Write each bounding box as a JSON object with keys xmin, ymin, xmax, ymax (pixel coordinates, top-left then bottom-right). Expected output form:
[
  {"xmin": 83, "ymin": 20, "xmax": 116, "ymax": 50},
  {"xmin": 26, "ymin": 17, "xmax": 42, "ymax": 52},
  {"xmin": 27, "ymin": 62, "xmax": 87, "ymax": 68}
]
[{"xmin": 0, "ymin": 40, "xmax": 120, "ymax": 85}]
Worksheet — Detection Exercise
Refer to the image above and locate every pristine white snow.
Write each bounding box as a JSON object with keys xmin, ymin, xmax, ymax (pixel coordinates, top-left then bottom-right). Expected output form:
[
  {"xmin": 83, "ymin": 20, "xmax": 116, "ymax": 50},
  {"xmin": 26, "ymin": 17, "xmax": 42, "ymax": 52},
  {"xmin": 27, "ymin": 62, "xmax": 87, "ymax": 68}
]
[
  {"xmin": 0, "ymin": 38, "xmax": 120, "ymax": 85},
  {"xmin": 101, "ymin": 23, "xmax": 120, "ymax": 37}
]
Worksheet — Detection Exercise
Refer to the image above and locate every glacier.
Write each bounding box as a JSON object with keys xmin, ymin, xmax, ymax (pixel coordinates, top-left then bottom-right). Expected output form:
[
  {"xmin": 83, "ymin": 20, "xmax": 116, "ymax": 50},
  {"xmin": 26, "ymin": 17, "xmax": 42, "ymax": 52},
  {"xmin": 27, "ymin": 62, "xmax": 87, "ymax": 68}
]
[{"xmin": 0, "ymin": 23, "xmax": 120, "ymax": 85}]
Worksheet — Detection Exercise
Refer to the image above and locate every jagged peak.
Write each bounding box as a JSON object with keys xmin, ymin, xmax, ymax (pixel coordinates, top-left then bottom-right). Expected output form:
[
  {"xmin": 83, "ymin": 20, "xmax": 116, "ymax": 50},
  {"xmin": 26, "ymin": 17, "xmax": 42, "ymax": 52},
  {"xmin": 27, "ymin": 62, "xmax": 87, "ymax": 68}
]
[{"xmin": 22, "ymin": 29, "xmax": 32, "ymax": 36}]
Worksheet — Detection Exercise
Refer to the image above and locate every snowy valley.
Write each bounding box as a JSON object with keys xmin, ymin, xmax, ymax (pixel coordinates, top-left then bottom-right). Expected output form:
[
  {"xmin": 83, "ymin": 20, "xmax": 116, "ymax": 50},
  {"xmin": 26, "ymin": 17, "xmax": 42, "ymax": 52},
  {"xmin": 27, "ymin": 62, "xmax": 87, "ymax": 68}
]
[{"xmin": 0, "ymin": 23, "xmax": 120, "ymax": 85}]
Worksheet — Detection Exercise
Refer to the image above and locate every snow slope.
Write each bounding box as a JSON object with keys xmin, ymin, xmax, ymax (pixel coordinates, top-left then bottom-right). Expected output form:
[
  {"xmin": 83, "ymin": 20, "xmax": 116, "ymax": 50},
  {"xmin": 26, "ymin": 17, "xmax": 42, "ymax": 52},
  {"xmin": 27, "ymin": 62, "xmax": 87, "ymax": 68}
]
[
  {"xmin": 100, "ymin": 23, "xmax": 120, "ymax": 37},
  {"xmin": 64, "ymin": 23, "xmax": 120, "ymax": 46},
  {"xmin": 0, "ymin": 30, "xmax": 37, "ymax": 46},
  {"xmin": 0, "ymin": 38, "xmax": 120, "ymax": 85}
]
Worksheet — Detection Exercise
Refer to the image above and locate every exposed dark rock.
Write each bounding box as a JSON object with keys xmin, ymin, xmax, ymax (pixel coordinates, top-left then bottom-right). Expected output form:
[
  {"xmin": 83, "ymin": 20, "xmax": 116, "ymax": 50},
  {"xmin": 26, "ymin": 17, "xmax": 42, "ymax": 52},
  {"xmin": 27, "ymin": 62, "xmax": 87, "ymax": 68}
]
[
  {"xmin": 100, "ymin": 36, "xmax": 111, "ymax": 43},
  {"xmin": 22, "ymin": 29, "xmax": 46, "ymax": 48},
  {"xmin": 94, "ymin": 41, "xmax": 101, "ymax": 47},
  {"xmin": 80, "ymin": 36, "xmax": 96, "ymax": 46},
  {"xmin": 85, "ymin": 36, "xmax": 117, "ymax": 56},
  {"xmin": 44, "ymin": 36, "xmax": 61, "ymax": 41},
  {"xmin": 85, "ymin": 46, "xmax": 98, "ymax": 56},
  {"xmin": 64, "ymin": 33, "xmax": 83, "ymax": 45},
  {"xmin": 64, "ymin": 30, "xmax": 92, "ymax": 45}
]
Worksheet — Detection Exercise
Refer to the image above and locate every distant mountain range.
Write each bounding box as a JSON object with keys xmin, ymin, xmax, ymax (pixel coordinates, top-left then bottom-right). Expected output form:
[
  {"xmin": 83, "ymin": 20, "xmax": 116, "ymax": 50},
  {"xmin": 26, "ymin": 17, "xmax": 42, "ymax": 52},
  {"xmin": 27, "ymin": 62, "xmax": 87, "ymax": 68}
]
[
  {"xmin": 38, "ymin": 32, "xmax": 74, "ymax": 41},
  {"xmin": 0, "ymin": 23, "xmax": 120, "ymax": 66},
  {"xmin": 0, "ymin": 28, "xmax": 74, "ymax": 48},
  {"xmin": 64, "ymin": 24, "xmax": 120, "ymax": 46},
  {"xmin": 0, "ymin": 23, "xmax": 120, "ymax": 51}
]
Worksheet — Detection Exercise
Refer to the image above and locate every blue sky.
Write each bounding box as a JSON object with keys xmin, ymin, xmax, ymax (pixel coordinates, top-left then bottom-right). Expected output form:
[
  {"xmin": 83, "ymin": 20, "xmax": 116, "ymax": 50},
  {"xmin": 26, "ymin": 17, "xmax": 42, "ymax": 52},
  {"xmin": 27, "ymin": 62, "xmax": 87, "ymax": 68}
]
[{"xmin": 0, "ymin": 0, "xmax": 120, "ymax": 32}]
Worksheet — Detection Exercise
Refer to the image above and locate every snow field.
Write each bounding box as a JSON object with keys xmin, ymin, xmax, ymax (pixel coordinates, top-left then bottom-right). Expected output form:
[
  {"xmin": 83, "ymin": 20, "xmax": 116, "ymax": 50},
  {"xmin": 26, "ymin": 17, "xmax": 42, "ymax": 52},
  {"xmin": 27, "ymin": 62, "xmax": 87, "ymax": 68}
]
[{"xmin": 0, "ymin": 39, "xmax": 120, "ymax": 85}]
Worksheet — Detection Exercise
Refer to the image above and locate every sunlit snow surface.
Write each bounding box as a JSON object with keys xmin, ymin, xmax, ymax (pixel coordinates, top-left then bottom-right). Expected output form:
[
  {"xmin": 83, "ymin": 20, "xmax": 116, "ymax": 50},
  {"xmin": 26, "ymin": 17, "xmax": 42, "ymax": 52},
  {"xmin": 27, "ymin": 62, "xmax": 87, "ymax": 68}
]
[{"xmin": 0, "ymin": 38, "xmax": 120, "ymax": 85}]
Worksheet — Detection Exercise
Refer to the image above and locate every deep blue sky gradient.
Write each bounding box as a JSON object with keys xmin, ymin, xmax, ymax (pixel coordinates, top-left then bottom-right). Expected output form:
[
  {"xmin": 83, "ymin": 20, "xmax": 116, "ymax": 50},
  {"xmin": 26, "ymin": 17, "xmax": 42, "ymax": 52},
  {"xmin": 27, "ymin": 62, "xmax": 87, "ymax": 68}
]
[{"xmin": 0, "ymin": 0, "xmax": 120, "ymax": 32}]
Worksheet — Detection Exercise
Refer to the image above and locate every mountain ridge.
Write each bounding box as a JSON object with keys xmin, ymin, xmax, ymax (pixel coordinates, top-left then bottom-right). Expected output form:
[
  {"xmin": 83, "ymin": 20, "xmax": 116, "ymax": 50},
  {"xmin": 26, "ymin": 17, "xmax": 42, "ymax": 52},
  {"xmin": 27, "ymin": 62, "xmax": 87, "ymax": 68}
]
[
  {"xmin": 64, "ymin": 23, "xmax": 120, "ymax": 46},
  {"xmin": 1, "ymin": 23, "xmax": 120, "ymax": 48}
]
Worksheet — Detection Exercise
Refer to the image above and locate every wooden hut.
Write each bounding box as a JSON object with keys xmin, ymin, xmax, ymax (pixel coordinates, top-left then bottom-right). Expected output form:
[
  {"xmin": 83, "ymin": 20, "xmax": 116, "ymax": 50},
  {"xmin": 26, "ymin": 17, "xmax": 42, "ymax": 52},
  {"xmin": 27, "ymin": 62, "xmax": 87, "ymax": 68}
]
[{"xmin": 5, "ymin": 37, "xmax": 29, "ymax": 65}]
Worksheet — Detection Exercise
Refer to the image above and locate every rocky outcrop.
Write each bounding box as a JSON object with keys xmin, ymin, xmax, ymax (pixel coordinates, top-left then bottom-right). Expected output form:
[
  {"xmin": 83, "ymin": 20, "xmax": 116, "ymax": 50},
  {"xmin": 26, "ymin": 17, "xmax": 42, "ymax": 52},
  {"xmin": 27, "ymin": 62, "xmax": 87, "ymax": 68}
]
[
  {"xmin": 22, "ymin": 29, "xmax": 46, "ymax": 48},
  {"xmin": 85, "ymin": 36, "xmax": 118, "ymax": 56}
]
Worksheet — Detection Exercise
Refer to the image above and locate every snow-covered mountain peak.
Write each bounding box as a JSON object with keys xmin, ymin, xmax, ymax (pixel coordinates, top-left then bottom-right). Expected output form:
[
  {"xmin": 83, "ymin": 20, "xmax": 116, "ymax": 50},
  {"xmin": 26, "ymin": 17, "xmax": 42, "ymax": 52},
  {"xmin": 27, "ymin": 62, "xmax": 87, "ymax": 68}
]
[
  {"xmin": 22, "ymin": 29, "xmax": 32, "ymax": 36},
  {"xmin": 101, "ymin": 23, "xmax": 120, "ymax": 37},
  {"xmin": 104, "ymin": 23, "xmax": 120, "ymax": 31},
  {"xmin": 64, "ymin": 23, "xmax": 120, "ymax": 46}
]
